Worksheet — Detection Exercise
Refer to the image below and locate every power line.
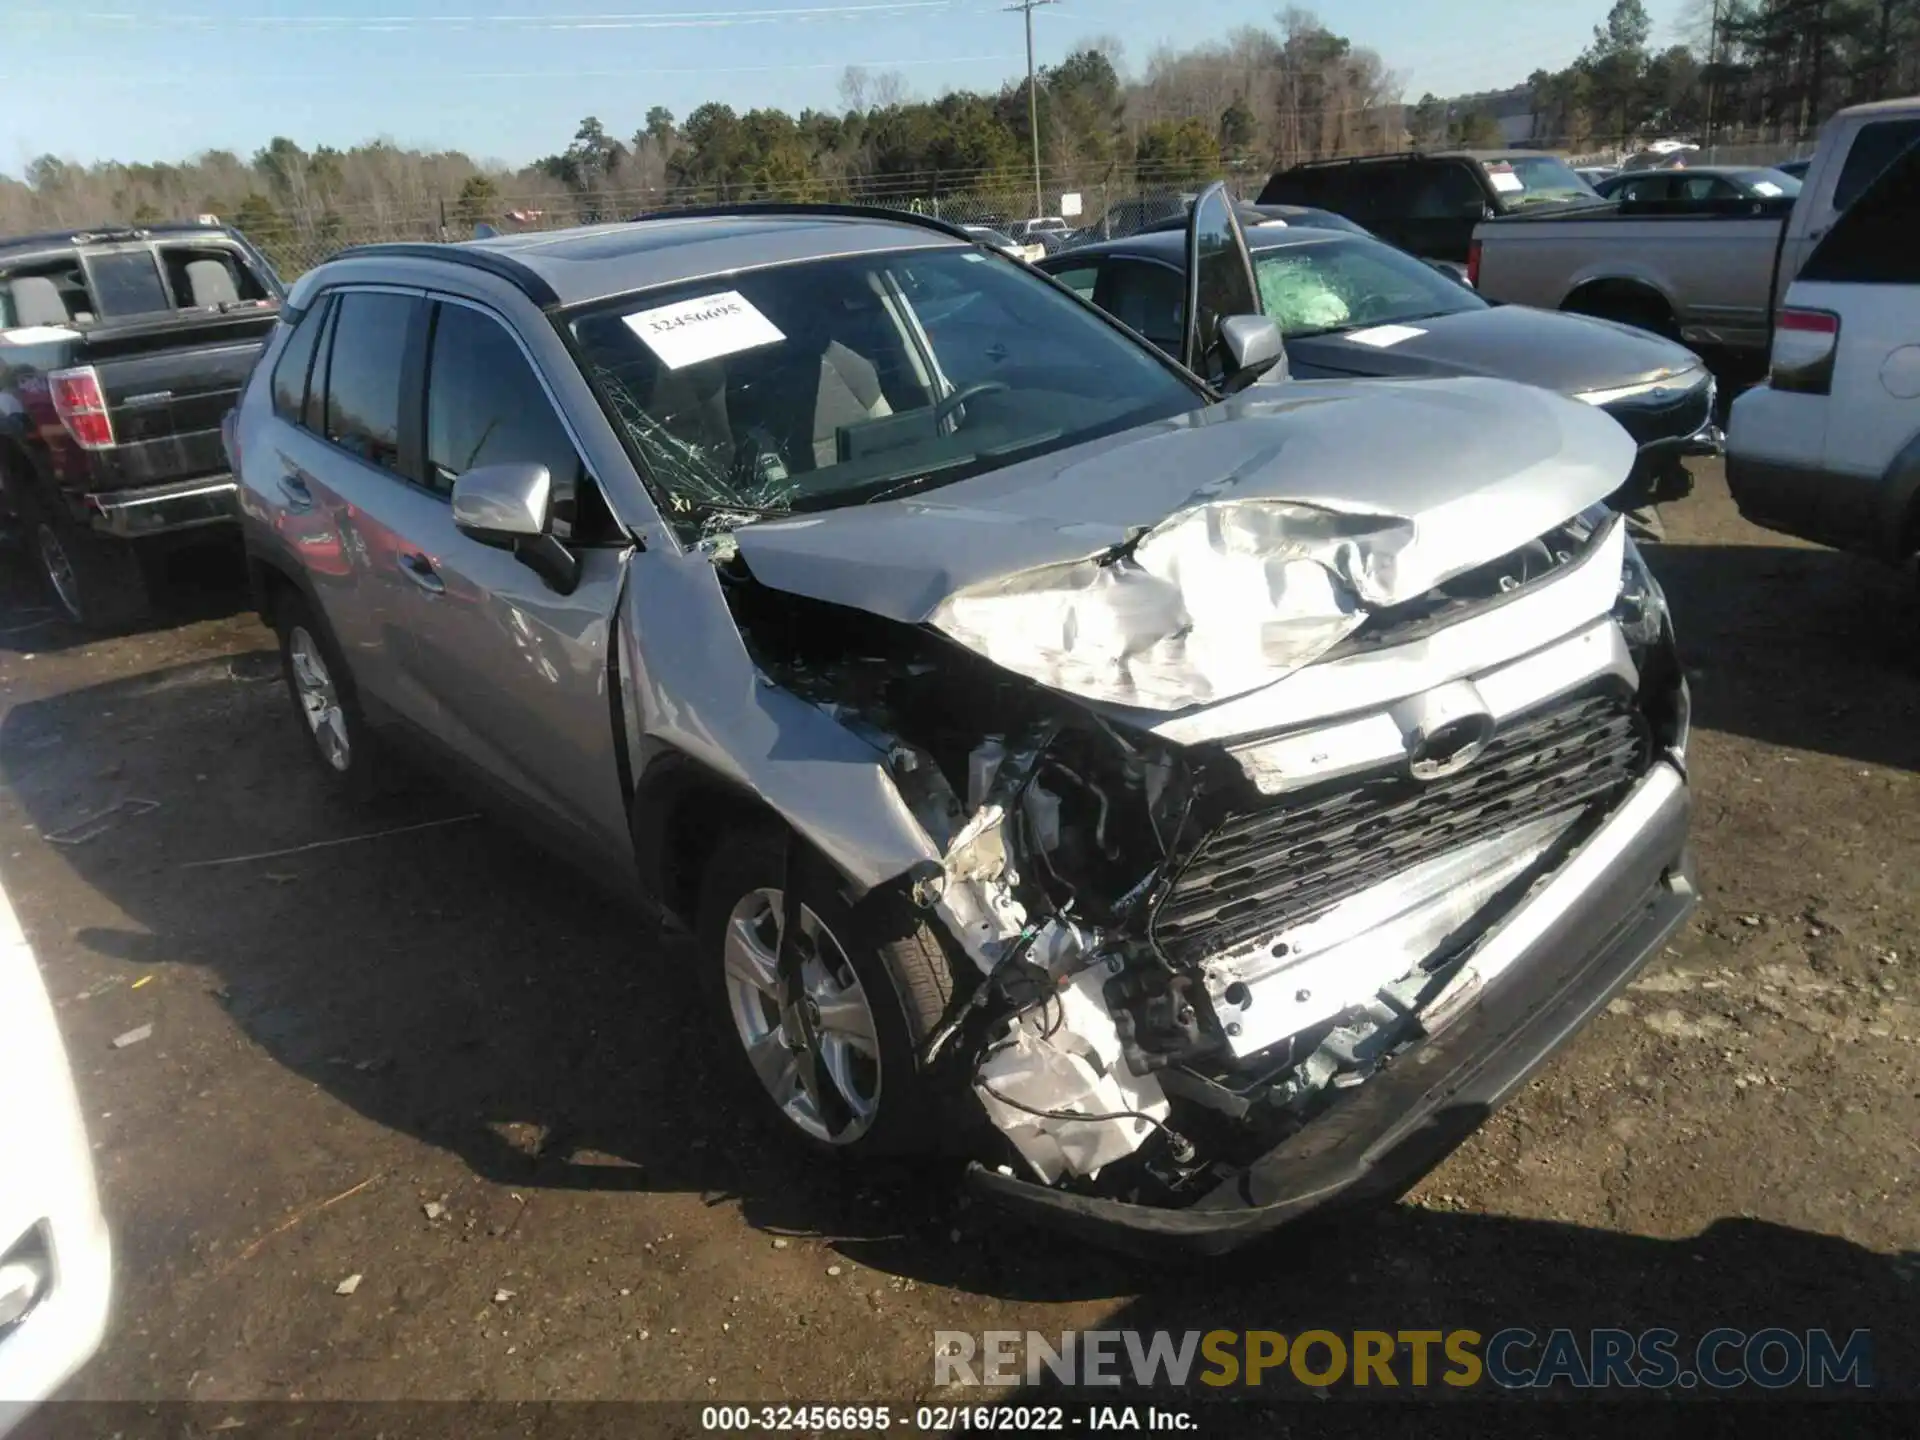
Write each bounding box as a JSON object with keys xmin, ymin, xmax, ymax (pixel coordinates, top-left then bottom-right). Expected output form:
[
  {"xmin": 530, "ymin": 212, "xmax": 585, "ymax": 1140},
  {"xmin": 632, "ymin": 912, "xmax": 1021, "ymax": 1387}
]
[{"xmin": 10, "ymin": 1, "xmax": 963, "ymax": 30}]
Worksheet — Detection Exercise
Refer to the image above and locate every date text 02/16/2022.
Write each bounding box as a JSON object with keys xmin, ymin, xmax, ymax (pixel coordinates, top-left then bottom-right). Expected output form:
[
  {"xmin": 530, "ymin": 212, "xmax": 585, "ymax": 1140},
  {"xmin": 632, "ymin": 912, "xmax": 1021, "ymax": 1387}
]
[{"xmin": 700, "ymin": 1406, "xmax": 1197, "ymax": 1432}]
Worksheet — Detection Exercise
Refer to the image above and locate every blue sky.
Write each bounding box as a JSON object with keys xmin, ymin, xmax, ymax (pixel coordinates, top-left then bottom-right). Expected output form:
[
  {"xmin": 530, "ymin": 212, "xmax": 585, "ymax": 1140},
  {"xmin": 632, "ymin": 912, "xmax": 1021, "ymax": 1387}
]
[{"xmin": 3, "ymin": 0, "xmax": 1694, "ymax": 173}]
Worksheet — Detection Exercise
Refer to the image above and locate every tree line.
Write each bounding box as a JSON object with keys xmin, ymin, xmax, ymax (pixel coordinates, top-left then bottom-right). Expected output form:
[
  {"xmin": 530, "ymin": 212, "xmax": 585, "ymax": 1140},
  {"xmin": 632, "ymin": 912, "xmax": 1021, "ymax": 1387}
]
[
  {"xmin": 1517, "ymin": 0, "xmax": 1918, "ymax": 155},
  {"xmin": 4, "ymin": 1, "xmax": 1916, "ymax": 269}
]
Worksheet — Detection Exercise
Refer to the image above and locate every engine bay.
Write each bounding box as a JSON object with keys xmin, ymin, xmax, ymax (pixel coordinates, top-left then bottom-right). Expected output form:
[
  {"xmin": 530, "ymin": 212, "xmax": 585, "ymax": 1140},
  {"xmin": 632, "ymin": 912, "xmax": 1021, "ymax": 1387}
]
[{"xmin": 714, "ymin": 506, "xmax": 1681, "ymax": 1211}]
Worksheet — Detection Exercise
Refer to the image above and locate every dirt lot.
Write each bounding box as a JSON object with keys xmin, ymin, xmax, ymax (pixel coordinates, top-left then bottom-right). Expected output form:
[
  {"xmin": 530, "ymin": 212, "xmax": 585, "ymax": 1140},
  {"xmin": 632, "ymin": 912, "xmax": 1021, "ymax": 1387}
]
[{"xmin": 4, "ymin": 458, "xmax": 1917, "ymax": 1409}]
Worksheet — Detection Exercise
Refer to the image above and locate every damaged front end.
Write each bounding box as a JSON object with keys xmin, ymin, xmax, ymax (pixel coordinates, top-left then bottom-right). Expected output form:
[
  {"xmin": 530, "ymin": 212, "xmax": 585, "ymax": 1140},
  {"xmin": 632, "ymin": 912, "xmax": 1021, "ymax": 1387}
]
[{"xmin": 717, "ymin": 486, "xmax": 1696, "ymax": 1248}]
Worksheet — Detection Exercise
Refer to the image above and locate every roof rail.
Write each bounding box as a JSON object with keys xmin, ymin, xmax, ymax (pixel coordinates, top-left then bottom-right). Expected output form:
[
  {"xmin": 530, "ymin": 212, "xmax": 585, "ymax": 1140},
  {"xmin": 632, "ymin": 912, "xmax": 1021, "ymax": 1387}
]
[
  {"xmin": 325, "ymin": 241, "xmax": 561, "ymax": 307},
  {"xmin": 627, "ymin": 201, "xmax": 981, "ymax": 248}
]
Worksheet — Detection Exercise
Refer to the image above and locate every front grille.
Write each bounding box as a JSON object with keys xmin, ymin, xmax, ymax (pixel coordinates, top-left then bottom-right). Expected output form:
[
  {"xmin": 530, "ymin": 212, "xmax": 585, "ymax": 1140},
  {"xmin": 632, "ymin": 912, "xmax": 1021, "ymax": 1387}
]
[
  {"xmin": 1603, "ymin": 381, "xmax": 1712, "ymax": 447},
  {"xmin": 1151, "ymin": 691, "xmax": 1649, "ymax": 965}
]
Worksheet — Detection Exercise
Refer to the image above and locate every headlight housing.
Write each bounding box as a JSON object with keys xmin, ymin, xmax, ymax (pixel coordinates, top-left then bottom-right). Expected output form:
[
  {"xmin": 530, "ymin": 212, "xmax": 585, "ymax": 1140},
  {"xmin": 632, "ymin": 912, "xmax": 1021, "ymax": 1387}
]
[{"xmin": 1615, "ymin": 536, "xmax": 1669, "ymax": 649}]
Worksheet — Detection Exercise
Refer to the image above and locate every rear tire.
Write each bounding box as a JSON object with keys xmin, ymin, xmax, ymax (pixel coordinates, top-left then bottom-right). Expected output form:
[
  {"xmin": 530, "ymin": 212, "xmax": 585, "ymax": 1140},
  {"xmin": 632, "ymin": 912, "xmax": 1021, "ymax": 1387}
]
[
  {"xmin": 273, "ymin": 588, "xmax": 382, "ymax": 798},
  {"xmin": 16, "ymin": 488, "xmax": 151, "ymax": 631},
  {"xmin": 696, "ymin": 823, "xmax": 966, "ymax": 1159}
]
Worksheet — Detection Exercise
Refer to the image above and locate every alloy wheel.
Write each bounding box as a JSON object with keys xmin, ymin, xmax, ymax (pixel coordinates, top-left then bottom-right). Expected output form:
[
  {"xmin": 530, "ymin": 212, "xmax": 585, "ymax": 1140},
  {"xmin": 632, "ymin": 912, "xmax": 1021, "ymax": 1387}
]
[
  {"xmin": 722, "ymin": 887, "xmax": 882, "ymax": 1145},
  {"xmin": 288, "ymin": 626, "xmax": 351, "ymax": 772}
]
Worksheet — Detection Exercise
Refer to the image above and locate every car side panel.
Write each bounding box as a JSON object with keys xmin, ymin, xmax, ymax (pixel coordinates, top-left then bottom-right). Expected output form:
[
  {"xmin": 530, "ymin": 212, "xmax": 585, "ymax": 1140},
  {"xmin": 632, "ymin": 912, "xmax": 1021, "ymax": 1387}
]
[
  {"xmin": 1473, "ymin": 213, "xmax": 1783, "ymax": 351},
  {"xmin": 396, "ymin": 520, "xmax": 635, "ymax": 862}
]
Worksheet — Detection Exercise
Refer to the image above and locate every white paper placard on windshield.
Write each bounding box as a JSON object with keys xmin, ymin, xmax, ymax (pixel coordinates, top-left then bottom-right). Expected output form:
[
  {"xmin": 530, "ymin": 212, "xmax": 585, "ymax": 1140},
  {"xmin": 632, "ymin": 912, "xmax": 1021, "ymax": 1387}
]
[
  {"xmin": 1487, "ymin": 167, "xmax": 1524, "ymax": 194},
  {"xmin": 623, "ymin": 291, "xmax": 784, "ymax": 370},
  {"xmin": 1344, "ymin": 324, "xmax": 1428, "ymax": 348}
]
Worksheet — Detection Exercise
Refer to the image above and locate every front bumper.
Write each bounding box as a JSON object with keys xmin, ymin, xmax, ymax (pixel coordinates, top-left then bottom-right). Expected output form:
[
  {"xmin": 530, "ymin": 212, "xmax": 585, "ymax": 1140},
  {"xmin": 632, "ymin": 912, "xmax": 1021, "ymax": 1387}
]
[
  {"xmin": 967, "ymin": 760, "xmax": 1696, "ymax": 1255},
  {"xmin": 81, "ymin": 476, "xmax": 238, "ymax": 539}
]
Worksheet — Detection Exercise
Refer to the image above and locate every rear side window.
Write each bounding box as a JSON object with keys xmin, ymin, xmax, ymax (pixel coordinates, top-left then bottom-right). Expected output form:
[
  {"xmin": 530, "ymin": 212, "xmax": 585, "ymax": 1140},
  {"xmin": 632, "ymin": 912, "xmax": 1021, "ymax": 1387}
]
[
  {"xmin": 86, "ymin": 251, "xmax": 170, "ymax": 317},
  {"xmin": 270, "ymin": 298, "xmax": 330, "ymax": 421},
  {"xmin": 1260, "ymin": 167, "xmax": 1335, "ymax": 207},
  {"xmin": 1047, "ymin": 263, "xmax": 1098, "ymax": 301},
  {"xmin": 1833, "ymin": 119, "xmax": 1920, "ymax": 212},
  {"xmin": 161, "ymin": 246, "xmax": 271, "ymax": 308},
  {"xmin": 1799, "ymin": 138, "xmax": 1920, "ymax": 285},
  {"xmin": 320, "ymin": 291, "xmax": 415, "ymax": 471},
  {"xmin": 1100, "ymin": 260, "xmax": 1184, "ymax": 352},
  {"xmin": 424, "ymin": 302, "xmax": 584, "ymax": 503},
  {"xmin": 1408, "ymin": 162, "xmax": 1485, "ymax": 217},
  {"xmin": 1615, "ymin": 174, "xmax": 1675, "ymax": 203}
]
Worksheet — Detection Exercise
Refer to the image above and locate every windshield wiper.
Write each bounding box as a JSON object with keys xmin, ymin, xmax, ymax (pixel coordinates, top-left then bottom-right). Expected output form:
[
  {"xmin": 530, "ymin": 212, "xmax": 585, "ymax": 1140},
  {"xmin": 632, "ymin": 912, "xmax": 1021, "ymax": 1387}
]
[
  {"xmin": 859, "ymin": 459, "xmax": 980, "ymax": 506},
  {"xmin": 670, "ymin": 495, "xmax": 793, "ymax": 528}
]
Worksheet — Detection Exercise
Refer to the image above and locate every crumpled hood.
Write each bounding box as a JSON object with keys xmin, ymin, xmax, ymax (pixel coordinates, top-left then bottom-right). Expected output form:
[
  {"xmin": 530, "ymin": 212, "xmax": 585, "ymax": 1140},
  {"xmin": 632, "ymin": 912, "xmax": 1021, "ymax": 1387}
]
[{"xmin": 733, "ymin": 376, "xmax": 1635, "ymax": 711}]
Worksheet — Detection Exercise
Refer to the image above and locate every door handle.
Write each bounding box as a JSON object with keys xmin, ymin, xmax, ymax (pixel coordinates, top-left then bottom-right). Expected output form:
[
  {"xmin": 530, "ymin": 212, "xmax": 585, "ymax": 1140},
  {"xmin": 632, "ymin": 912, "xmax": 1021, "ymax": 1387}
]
[
  {"xmin": 398, "ymin": 551, "xmax": 446, "ymax": 595},
  {"xmin": 277, "ymin": 466, "xmax": 314, "ymax": 512}
]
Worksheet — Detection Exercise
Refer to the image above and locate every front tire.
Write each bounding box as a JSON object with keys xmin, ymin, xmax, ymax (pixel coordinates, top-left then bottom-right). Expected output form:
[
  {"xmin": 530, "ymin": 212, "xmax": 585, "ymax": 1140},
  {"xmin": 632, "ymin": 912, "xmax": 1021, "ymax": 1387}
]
[{"xmin": 696, "ymin": 824, "xmax": 963, "ymax": 1158}]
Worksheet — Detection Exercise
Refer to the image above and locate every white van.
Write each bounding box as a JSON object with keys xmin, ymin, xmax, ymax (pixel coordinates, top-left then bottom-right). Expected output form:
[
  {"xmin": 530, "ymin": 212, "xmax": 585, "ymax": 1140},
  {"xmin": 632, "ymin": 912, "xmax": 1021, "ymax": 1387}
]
[{"xmin": 1727, "ymin": 136, "xmax": 1920, "ymax": 565}]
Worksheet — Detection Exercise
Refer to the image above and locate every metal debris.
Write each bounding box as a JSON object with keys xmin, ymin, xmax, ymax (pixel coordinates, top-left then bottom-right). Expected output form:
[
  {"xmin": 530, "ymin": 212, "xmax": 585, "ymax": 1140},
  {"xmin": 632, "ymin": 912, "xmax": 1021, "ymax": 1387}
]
[{"xmin": 46, "ymin": 798, "xmax": 161, "ymax": 847}]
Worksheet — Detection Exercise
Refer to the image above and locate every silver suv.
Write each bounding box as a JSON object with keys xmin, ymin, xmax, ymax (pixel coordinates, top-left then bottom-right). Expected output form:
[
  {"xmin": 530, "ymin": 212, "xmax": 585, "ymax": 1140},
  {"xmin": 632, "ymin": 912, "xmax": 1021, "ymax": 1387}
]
[{"xmin": 232, "ymin": 187, "xmax": 1696, "ymax": 1252}]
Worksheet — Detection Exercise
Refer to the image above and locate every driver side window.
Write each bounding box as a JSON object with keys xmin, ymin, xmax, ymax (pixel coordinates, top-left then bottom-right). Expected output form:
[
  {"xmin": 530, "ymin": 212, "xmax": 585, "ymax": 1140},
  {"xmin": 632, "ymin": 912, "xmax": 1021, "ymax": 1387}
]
[{"xmin": 423, "ymin": 300, "xmax": 614, "ymax": 542}]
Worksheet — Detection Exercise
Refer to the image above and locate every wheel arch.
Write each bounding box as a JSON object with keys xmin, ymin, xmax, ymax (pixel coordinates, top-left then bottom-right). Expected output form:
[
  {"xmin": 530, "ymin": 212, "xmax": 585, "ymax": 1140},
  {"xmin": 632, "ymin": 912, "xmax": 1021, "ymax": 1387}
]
[
  {"xmin": 1881, "ymin": 425, "xmax": 1920, "ymax": 561},
  {"xmin": 1561, "ymin": 274, "xmax": 1680, "ymax": 327},
  {"xmin": 246, "ymin": 547, "xmax": 317, "ymax": 633},
  {"xmin": 629, "ymin": 748, "xmax": 794, "ymax": 927}
]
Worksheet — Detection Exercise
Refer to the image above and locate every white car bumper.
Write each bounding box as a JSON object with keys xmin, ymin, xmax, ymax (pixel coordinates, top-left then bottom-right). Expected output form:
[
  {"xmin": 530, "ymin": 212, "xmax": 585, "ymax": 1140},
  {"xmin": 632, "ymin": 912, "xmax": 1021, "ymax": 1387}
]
[{"xmin": 0, "ymin": 879, "xmax": 111, "ymax": 1435}]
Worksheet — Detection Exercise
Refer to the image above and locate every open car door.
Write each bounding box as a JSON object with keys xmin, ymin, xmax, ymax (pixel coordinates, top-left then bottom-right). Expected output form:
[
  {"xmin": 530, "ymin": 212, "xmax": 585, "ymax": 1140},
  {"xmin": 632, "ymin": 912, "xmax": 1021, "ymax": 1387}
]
[{"xmin": 1183, "ymin": 181, "xmax": 1263, "ymax": 386}]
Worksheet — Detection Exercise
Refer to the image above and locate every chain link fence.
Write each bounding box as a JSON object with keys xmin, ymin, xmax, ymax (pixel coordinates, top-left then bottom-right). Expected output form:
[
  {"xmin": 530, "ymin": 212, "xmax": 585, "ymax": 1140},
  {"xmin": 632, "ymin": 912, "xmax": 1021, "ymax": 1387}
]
[{"xmin": 233, "ymin": 173, "xmax": 1265, "ymax": 280}]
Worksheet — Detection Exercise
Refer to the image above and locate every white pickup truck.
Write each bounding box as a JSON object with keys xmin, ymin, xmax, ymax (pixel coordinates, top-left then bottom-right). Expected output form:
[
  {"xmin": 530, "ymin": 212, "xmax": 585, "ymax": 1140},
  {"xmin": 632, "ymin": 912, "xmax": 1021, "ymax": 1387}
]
[{"xmin": 1470, "ymin": 98, "xmax": 1920, "ymax": 360}]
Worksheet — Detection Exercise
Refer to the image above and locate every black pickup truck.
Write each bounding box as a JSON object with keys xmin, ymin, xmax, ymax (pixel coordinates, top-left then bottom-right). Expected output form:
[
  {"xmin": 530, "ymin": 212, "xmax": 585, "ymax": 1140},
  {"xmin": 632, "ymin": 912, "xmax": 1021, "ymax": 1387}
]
[{"xmin": 0, "ymin": 222, "xmax": 283, "ymax": 627}]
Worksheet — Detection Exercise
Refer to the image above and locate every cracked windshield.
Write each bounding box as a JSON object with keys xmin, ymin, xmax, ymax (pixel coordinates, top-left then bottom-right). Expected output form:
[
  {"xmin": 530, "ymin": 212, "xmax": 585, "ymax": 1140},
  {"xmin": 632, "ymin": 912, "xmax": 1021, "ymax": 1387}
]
[
  {"xmin": 1254, "ymin": 236, "xmax": 1483, "ymax": 335},
  {"xmin": 569, "ymin": 245, "xmax": 1196, "ymax": 531}
]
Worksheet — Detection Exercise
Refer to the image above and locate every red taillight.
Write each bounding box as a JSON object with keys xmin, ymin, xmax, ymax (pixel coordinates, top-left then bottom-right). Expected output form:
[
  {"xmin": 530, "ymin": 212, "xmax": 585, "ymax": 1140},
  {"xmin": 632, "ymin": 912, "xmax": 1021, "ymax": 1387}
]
[
  {"xmin": 1467, "ymin": 239, "xmax": 1482, "ymax": 289},
  {"xmin": 1770, "ymin": 307, "xmax": 1840, "ymax": 395},
  {"xmin": 47, "ymin": 365, "xmax": 115, "ymax": 450}
]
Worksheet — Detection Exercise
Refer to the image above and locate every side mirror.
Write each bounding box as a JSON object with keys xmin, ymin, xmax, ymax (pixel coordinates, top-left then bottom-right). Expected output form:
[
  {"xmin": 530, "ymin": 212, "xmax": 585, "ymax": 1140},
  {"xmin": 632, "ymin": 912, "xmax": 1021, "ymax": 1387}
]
[
  {"xmin": 1426, "ymin": 258, "xmax": 1476, "ymax": 289},
  {"xmin": 1218, "ymin": 314, "xmax": 1288, "ymax": 393},
  {"xmin": 451, "ymin": 462, "xmax": 580, "ymax": 594},
  {"xmin": 453, "ymin": 462, "xmax": 551, "ymax": 544}
]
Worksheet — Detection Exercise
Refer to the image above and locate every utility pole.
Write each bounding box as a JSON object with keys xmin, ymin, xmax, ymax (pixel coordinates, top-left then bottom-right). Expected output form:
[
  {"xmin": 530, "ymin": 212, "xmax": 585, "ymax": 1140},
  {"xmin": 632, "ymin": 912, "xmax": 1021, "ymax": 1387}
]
[
  {"xmin": 1006, "ymin": 0, "xmax": 1058, "ymax": 220},
  {"xmin": 1704, "ymin": 0, "xmax": 1720, "ymax": 151}
]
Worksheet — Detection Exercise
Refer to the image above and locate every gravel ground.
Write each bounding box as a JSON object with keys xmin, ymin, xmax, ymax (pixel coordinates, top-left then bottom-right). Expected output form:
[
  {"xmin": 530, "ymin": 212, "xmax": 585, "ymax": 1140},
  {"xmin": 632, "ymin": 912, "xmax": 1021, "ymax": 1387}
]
[{"xmin": 4, "ymin": 458, "xmax": 1917, "ymax": 1411}]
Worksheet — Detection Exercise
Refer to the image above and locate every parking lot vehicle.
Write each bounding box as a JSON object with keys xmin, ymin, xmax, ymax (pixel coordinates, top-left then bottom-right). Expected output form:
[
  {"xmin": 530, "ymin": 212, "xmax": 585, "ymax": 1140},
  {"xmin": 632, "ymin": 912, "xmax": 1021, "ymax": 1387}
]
[
  {"xmin": 0, "ymin": 875, "xmax": 112, "ymax": 1435},
  {"xmin": 1470, "ymin": 97, "xmax": 1920, "ymax": 357},
  {"xmin": 232, "ymin": 187, "xmax": 1695, "ymax": 1250},
  {"xmin": 1134, "ymin": 201, "xmax": 1371, "ymax": 239},
  {"xmin": 1257, "ymin": 150, "xmax": 1604, "ymax": 264},
  {"xmin": 1040, "ymin": 222, "xmax": 1718, "ymax": 502},
  {"xmin": 1010, "ymin": 217, "xmax": 1072, "ymax": 253},
  {"xmin": 963, "ymin": 226, "xmax": 1044, "ymax": 263},
  {"xmin": 1593, "ymin": 166, "xmax": 1802, "ymax": 205},
  {"xmin": 0, "ymin": 222, "xmax": 283, "ymax": 627},
  {"xmin": 1727, "ymin": 137, "xmax": 1920, "ymax": 563}
]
